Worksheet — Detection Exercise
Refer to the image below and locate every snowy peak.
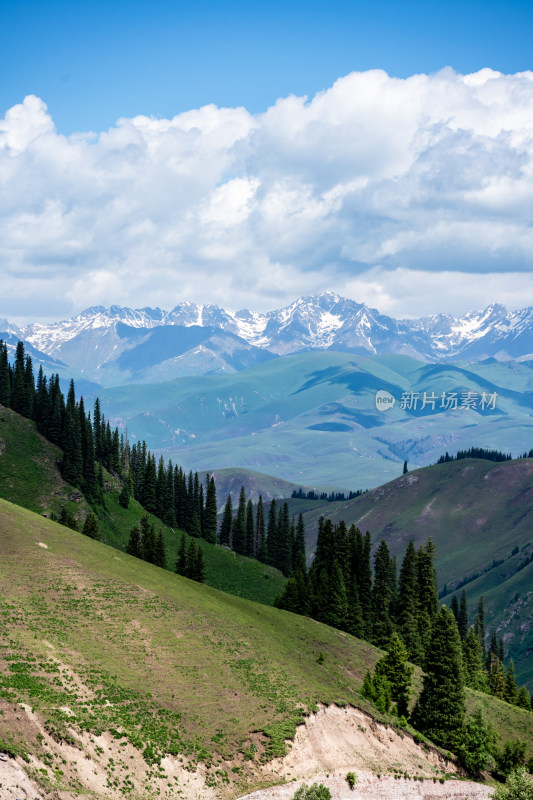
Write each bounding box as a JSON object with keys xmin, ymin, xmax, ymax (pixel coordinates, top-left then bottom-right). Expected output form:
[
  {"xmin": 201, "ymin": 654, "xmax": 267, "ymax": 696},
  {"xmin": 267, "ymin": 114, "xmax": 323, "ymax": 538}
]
[{"xmin": 7, "ymin": 293, "xmax": 533, "ymax": 385}]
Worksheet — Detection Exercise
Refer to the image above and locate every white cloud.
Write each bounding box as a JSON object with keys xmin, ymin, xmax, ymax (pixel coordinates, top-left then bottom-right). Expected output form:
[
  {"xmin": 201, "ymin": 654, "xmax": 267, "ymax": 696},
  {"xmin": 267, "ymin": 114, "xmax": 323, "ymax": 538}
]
[{"xmin": 1, "ymin": 69, "xmax": 533, "ymax": 323}]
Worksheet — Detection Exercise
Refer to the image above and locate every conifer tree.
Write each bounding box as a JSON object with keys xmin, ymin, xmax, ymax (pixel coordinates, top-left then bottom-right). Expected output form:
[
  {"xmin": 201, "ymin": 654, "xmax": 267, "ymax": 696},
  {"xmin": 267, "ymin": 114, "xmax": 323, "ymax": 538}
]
[
  {"xmin": 458, "ymin": 589, "xmax": 469, "ymax": 641},
  {"xmin": 203, "ymin": 475, "xmax": 217, "ymax": 543},
  {"xmin": 375, "ymin": 632, "xmax": 413, "ymax": 718},
  {"xmin": 193, "ymin": 544, "xmax": 206, "ymax": 583},
  {"xmin": 219, "ymin": 494, "xmax": 233, "ymax": 546},
  {"xmin": 0, "ymin": 341, "xmax": 10, "ymax": 406},
  {"xmin": 488, "ymin": 654, "xmax": 506, "ymax": 700},
  {"xmin": 266, "ymin": 498, "xmax": 278, "ymax": 565},
  {"xmin": 397, "ymin": 540, "xmax": 423, "ymax": 663},
  {"xmin": 324, "ymin": 559, "xmax": 348, "ymax": 631},
  {"xmin": 451, "ymin": 594, "xmax": 459, "ymax": 622},
  {"xmin": 372, "ymin": 540, "xmax": 394, "ymax": 648},
  {"xmin": 293, "ymin": 514, "xmax": 306, "ymax": 572},
  {"xmin": 256, "ymin": 495, "xmax": 266, "ymax": 560},
  {"xmin": 118, "ymin": 477, "xmax": 131, "ymax": 509},
  {"xmin": 474, "ymin": 596, "xmax": 486, "ymax": 658},
  {"xmin": 517, "ymin": 686, "xmax": 532, "ymax": 711},
  {"xmin": 141, "ymin": 516, "xmax": 156, "ymax": 563},
  {"xmin": 82, "ymin": 513, "xmax": 99, "ymax": 540},
  {"xmin": 186, "ymin": 538, "xmax": 197, "ymax": 578},
  {"xmin": 463, "ymin": 627, "xmax": 489, "ymax": 691},
  {"xmin": 142, "ymin": 455, "xmax": 158, "ymax": 514},
  {"xmin": 232, "ymin": 485, "xmax": 247, "ymax": 554},
  {"xmin": 412, "ymin": 605, "xmax": 465, "ymax": 750},
  {"xmin": 154, "ymin": 530, "xmax": 167, "ymax": 569},
  {"xmin": 126, "ymin": 525, "xmax": 142, "ymax": 558},
  {"xmin": 277, "ymin": 501, "xmax": 292, "ymax": 576},
  {"xmin": 245, "ymin": 498, "xmax": 255, "ymax": 556},
  {"xmin": 163, "ymin": 461, "xmax": 177, "ymax": 527}
]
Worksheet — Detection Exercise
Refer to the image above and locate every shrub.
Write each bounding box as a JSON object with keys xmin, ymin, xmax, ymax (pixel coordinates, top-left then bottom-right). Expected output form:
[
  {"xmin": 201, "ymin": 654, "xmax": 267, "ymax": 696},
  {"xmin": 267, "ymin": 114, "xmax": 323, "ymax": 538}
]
[
  {"xmin": 493, "ymin": 768, "xmax": 533, "ymax": 800},
  {"xmin": 346, "ymin": 771, "xmax": 357, "ymax": 789},
  {"xmin": 494, "ymin": 739, "xmax": 527, "ymax": 779},
  {"xmin": 292, "ymin": 783, "xmax": 331, "ymax": 800}
]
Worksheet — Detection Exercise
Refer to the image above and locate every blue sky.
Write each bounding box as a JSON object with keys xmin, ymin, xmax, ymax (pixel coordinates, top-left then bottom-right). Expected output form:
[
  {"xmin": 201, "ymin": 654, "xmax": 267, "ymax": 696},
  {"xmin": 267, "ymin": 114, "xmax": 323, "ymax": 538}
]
[
  {"xmin": 2, "ymin": 0, "xmax": 533, "ymax": 134},
  {"xmin": 1, "ymin": 0, "xmax": 533, "ymax": 323}
]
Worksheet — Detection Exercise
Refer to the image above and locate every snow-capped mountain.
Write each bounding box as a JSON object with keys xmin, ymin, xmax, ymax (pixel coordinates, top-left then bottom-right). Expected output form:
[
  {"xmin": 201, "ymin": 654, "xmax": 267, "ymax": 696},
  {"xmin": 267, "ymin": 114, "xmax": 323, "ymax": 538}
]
[{"xmin": 3, "ymin": 292, "xmax": 533, "ymax": 386}]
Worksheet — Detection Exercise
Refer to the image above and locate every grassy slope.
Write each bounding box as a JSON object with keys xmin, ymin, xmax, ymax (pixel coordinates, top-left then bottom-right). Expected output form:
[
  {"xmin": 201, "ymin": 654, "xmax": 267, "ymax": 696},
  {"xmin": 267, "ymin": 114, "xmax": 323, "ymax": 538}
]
[
  {"xmin": 0, "ymin": 499, "xmax": 532, "ymax": 798},
  {"xmin": 299, "ymin": 457, "xmax": 533, "ymax": 688},
  {"xmin": 0, "ymin": 406, "xmax": 286, "ymax": 606}
]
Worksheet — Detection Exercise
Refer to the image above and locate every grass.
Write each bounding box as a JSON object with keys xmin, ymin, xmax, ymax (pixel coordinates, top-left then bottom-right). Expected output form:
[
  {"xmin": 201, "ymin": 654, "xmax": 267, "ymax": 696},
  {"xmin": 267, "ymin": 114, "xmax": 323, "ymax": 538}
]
[
  {"xmin": 0, "ymin": 499, "xmax": 532, "ymax": 797},
  {"xmin": 0, "ymin": 407, "xmax": 286, "ymax": 606}
]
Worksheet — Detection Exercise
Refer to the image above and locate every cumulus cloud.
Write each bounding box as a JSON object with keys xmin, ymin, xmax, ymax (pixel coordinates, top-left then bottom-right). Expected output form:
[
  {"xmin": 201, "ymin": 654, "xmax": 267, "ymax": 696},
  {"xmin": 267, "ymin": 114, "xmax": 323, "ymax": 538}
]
[{"xmin": 1, "ymin": 68, "xmax": 533, "ymax": 323}]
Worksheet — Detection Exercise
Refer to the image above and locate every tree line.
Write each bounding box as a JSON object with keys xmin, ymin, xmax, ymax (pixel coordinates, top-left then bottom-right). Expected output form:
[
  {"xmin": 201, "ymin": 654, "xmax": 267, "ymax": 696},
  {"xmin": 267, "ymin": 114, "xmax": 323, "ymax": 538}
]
[
  {"xmin": 218, "ymin": 488, "xmax": 305, "ymax": 577},
  {"xmin": 291, "ymin": 488, "xmax": 366, "ymax": 502}
]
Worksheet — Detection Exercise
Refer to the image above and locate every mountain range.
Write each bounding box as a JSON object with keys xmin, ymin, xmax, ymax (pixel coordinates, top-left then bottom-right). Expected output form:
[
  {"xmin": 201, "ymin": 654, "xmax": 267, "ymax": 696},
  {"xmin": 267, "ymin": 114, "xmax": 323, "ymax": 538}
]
[{"xmin": 3, "ymin": 292, "xmax": 533, "ymax": 386}]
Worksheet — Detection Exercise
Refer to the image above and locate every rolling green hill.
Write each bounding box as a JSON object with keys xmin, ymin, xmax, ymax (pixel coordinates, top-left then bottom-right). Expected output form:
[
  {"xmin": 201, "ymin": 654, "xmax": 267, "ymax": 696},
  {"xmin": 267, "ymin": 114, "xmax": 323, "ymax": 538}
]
[
  {"xmin": 299, "ymin": 457, "xmax": 533, "ymax": 689},
  {"xmin": 97, "ymin": 352, "xmax": 533, "ymax": 489},
  {"xmin": 1, "ymin": 499, "xmax": 532, "ymax": 800},
  {"xmin": 0, "ymin": 406, "xmax": 286, "ymax": 606}
]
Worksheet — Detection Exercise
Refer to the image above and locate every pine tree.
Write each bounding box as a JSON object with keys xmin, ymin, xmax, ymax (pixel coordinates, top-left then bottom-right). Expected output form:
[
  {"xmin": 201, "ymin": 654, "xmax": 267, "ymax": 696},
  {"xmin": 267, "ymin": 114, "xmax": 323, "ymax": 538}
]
[
  {"xmin": 488, "ymin": 654, "xmax": 506, "ymax": 700},
  {"xmin": 219, "ymin": 494, "xmax": 233, "ymax": 546},
  {"xmin": 193, "ymin": 544, "xmax": 206, "ymax": 582},
  {"xmin": 412, "ymin": 606, "xmax": 465, "ymax": 750},
  {"xmin": 141, "ymin": 516, "xmax": 156, "ymax": 564},
  {"xmin": 463, "ymin": 627, "xmax": 489, "ymax": 691},
  {"xmin": 0, "ymin": 341, "xmax": 10, "ymax": 407},
  {"xmin": 276, "ymin": 502, "xmax": 292, "ymax": 576},
  {"xmin": 256, "ymin": 495, "xmax": 266, "ymax": 561},
  {"xmin": 458, "ymin": 589, "xmax": 469, "ymax": 641},
  {"xmin": 397, "ymin": 540, "xmax": 423, "ymax": 663},
  {"xmin": 245, "ymin": 499, "xmax": 255, "ymax": 556},
  {"xmin": 474, "ymin": 596, "xmax": 486, "ymax": 659},
  {"xmin": 372, "ymin": 540, "xmax": 394, "ymax": 647},
  {"xmin": 186, "ymin": 538, "xmax": 197, "ymax": 578},
  {"xmin": 175, "ymin": 533, "xmax": 187, "ymax": 575},
  {"xmin": 232, "ymin": 486, "xmax": 247, "ymax": 554},
  {"xmin": 118, "ymin": 478, "xmax": 130, "ymax": 509},
  {"xmin": 126, "ymin": 525, "xmax": 142, "ymax": 558},
  {"xmin": 375, "ymin": 632, "xmax": 413, "ymax": 718},
  {"xmin": 82, "ymin": 513, "xmax": 99, "ymax": 540},
  {"xmin": 154, "ymin": 531, "xmax": 167, "ymax": 569},
  {"xmin": 266, "ymin": 498, "xmax": 278, "ymax": 565},
  {"xmin": 203, "ymin": 475, "xmax": 217, "ymax": 543},
  {"xmin": 451, "ymin": 594, "xmax": 459, "ymax": 622},
  {"xmin": 324, "ymin": 559, "xmax": 348, "ymax": 631},
  {"xmin": 517, "ymin": 686, "xmax": 532, "ymax": 711}
]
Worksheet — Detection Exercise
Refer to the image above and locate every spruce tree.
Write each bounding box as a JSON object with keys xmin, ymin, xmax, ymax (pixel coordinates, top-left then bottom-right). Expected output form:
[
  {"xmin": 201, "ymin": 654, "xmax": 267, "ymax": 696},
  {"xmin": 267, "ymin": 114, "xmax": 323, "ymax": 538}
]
[
  {"xmin": 463, "ymin": 627, "xmax": 488, "ymax": 691},
  {"xmin": 141, "ymin": 516, "xmax": 156, "ymax": 564},
  {"xmin": 126, "ymin": 525, "xmax": 142, "ymax": 558},
  {"xmin": 277, "ymin": 502, "xmax": 292, "ymax": 576},
  {"xmin": 474, "ymin": 596, "xmax": 486, "ymax": 658},
  {"xmin": 193, "ymin": 544, "xmax": 206, "ymax": 582},
  {"xmin": 154, "ymin": 531, "xmax": 167, "ymax": 569},
  {"xmin": 412, "ymin": 605, "xmax": 465, "ymax": 750},
  {"xmin": 458, "ymin": 589, "xmax": 469, "ymax": 641},
  {"xmin": 245, "ymin": 498, "xmax": 255, "ymax": 556},
  {"xmin": 203, "ymin": 475, "xmax": 217, "ymax": 543},
  {"xmin": 371, "ymin": 540, "xmax": 394, "ymax": 648},
  {"xmin": 256, "ymin": 495, "xmax": 266, "ymax": 561},
  {"xmin": 375, "ymin": 632, "xmax": 413, "ymax": 718},
  {"xmin": 266, "ymin": 498, "xmax": 278, "ymax": 565},
  {"xmin": 186, "ymin": 538, "xmax": 197, "ymax": 578},
  {"xmin": 219, "ymin": 494, "xmax": 233, "ymax": 546},
  {"xmin": 232, "ymin": 486, "xmax": 247, "ymax": 554},
  {"xmin": 324, "ymin": 559, "xmax": 348, "ymax": 631},
  {"xmin": 0, "ymin": 340, "xmax": 10, "ymax": 406},
  {"xmin": 82, "ymin": 513, "xmax": 99, "ymax": 540},
  {"xmin": 451, "ymin": 594, "xmax": 459, "ymax": 622},
  {"xmin": 517, "ymin": 686, "xmax": 532, "ymax": 711},
  {"xmin": 397, "ymin": 540, "xmax": 423, "ymax": 664},
  {"xmin": 118, "ymin": 477, "xmax": 130, "ymax": 509}
]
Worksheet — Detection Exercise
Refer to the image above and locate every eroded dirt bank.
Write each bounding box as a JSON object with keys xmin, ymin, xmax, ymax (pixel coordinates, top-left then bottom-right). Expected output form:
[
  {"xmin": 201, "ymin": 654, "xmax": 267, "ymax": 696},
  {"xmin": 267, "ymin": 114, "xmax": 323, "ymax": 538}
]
[{"xmin": 0, "ymin": 702, "xmax": 493, "ymax": 800}]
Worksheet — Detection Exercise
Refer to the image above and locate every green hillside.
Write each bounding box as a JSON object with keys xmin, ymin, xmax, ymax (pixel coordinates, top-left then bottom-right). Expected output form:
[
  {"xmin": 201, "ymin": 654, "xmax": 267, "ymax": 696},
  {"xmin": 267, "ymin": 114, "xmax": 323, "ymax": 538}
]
[
  {"xmin": 299, "ymin": 457, "xmax": 533, "ymax": 688},
  {"xmin": 1, "ymin": 499, "xmax": 532, "ymax": 800},
  {"xmin": 96, "ymin": 352, "xmax": 533, "ymax": 488},
  {"xmin": 0, "ymin": 406, "xmax": 286, "ymax": 606}
]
